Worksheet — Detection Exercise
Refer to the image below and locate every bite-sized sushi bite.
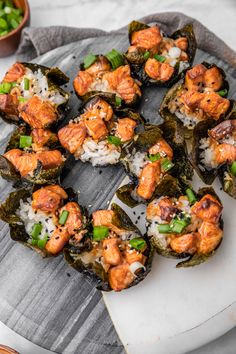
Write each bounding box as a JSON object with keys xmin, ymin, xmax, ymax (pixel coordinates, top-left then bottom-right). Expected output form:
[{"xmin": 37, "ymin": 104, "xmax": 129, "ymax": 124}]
[
  {"xmin": 0, "ymin": 62, "xmax": 70, "ymax": 126},
  {"xmin": 64, "ymin": 203, "xmax": 153, "ymax": 291},
  {"xmin": 0, "ymin": 125, "xmax": 66, "ymax": 185},
  {"xmin": 146, "ymin": 187, "xmax": 223, "ymax": 267},
  {"xmin": 125, "ymin": 21, "xmax": 196, "ymax": 86},
  {"xmin": 160, "ymin": 62, "xmax": 231, "ymax": 130},
  {"xmin": 73, "ymin": 51, "xmax": 142, "ymax": 106},
  {"xmin": 0, "ymin": 184, "xmax": 87, "ymax": 257},
  {"xmin": 190, "ymin": 114, "xmax": 236, "ymax": 198},
  {"xmin": 117, "ymin": 120, "xmax": 193, "ymax": 207},
  {"xmin": 58, "ymin": 96, "xmax": 143, "ymax": 166}
]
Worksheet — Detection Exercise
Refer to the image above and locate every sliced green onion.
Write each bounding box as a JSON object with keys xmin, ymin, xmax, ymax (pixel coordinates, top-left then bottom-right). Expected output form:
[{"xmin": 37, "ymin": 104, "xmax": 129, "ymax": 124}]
[
  {"xmin": 83, "ymin": 54, "xmax": 97, "ymax": 69},
  {"xmin": 230, "ymin": 161, "xmax": 236, "ymax": 177},
  {"xmin": 0, "ymin": 82, "xmax": 12, "ymax": 94},
  {"xmin": 24, "ymin": 77, "xmax": 30, "ymax": 90},
  {"xmin": 154, "ymin": 54, "xmax": 166, "ymax": 62},
  {"xmin": 93, "ymin": 226, "xmax": 109, "ymax": 241},
  {"xmin": 108, "ymin": 135, "xmax": 122, "ymax": 146},
  {"xmin": 148, "ymin": 153, "xmax": 161, "ymax": 162},
  {"xmin": 115, "ymin": 96, "xmax": 122, "ymax": 106},
  {"xmin": 217, "ymin": 89, "xmax": 228, "ymax": 97},
  {"xmin": 18, "ymin": 96, "xmax": 27, "ymax": 102},
  {"xmin": 161, "ymin": 158, "xmax": 174, "ymax": 172},
  {"xmin": 31, "ymin": 239, "xmax": 38, "ymax": 246},
  {"xmin": 19, "ymin": 135, "xmax": 32, "ymax": 148},
  {"xmin": 158, "ymin": 224, "xmax": 172, "ymax": 234},
  {"xmin": 4, "ymin": 6, "xmax": 12, "ymax": 14},
  {"xmin": 170, "ymin": 219, "xmax": 187, "ymax": 234},
  {"xmin": 37, "ymin": 235, "xmax": 48, "ymax": 249},
  {"xmin": 143, "ymin": 51, "xmax": 150, "ymax": 60},
  {"xmin": 59, "ymin": 210, "xmax": 69, "ymax": 225},
  {"xmin": 186, "ymin": 188, "xmax": 197, "ymax": 205},
  {"xmin": 129, "ymin": 237, "xmax": 147, "ymax": 252},
  {"xmin": 105, "ymin": 49, "xmax": 124, "ymax": 70},
  {"xmin": 31, "ymin": 223, "xmax": 42, "ymax": 239}
]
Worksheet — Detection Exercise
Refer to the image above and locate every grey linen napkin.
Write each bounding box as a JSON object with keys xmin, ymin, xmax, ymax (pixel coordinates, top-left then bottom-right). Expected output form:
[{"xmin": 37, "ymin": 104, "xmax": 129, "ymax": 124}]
[{"xmin": 16, "ymin": 11, "xmax": 236, "ymax": 69}]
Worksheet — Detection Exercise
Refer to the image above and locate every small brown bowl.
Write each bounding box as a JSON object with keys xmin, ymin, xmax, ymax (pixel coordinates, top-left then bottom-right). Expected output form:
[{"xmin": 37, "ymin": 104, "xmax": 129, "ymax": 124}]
[
  {"xmin": 0, "ymin": 0, "xmax": 30, "ymax": 57},
  {"xmin": 0, "ymin": 344, "xmax": 19, "ymax": 354}
]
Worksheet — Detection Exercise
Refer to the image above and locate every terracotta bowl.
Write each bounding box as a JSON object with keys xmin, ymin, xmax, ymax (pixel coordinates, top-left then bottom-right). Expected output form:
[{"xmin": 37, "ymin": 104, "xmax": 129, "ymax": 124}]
[
  {"xmin": 0, "ymin": 0, "xmax": 30, "ymax": 57},
  {"xmin": 0, "ymin": 344, "xmax": 19, "ymax": 354}
]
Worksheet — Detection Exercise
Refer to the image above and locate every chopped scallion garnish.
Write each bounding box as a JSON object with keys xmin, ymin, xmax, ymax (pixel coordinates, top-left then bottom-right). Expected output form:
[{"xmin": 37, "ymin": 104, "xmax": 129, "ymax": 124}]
[
  {"xmin": 37, "ymin": 235, "xmax": 48, "ymax": 249},
  {"xmin": 143, "ymin": 51, "xmax": 150, "ymax": 60},
  {"xmin": 129, "ymin": 237, "xmax": 147, "ymax": 252},
  {"xmin": 186, "ymin": 188, "xmax": 197, "ymax": 205},
  {"xmin": 93, "ymin": 226, "xmax": 109, "ymax": 241},
  {"xmin": 108, "ymin": 135, "xmax": 122, "ymax": 146},
  {"xmin": 105, "ymin": 49, "xmax": 124, "ymax": 70},
  {"xmin": 24, "ymin": 77, "xmax": 30, "ymax": 90},
  {"xmin": 153, "ymin": 54, "xmax": 166, "ymax": 62},
  {"xmin": 0, "ymin": 81, "xmax": 12, "ymax": 94},
  {"xmin": 31, "ymin": 223, "xmax": 42, "ymax": 239},
  {"xmin": 148, "ymin": 153, "xmax": 161, "ymax": 162},
  {"xmin": 161, "ymin": 158, "xmax": 174, "ymax": 172},
  {"xmin": 83, "ymin": 54, "xmax": 97, "ymax": 69},
  {"xmin": 158, "ymin": 224, "xmax": 172, "ymax": 234},
  {"xmin": 19, "ymin": 135, "xmax": 32, "ymax": 148},
  {"xmin": 217, "ymin": 89, "xmax": 228, "ymax": 97},
  {"xmin": 59, "ymin": 210, "xmax": 69, "ymax": 225},
  {"xmin": 115, "ymin": 96, "xmax": 122, "ymax": 106},
  {"xmin": 230, "ymin": 161, "xmax": 236, "ymax": 177}
]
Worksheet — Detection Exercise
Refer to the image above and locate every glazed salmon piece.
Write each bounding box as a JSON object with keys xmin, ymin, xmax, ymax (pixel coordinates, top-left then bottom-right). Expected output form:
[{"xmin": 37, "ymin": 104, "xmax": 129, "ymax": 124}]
[
  {"xmin": 108, "ymin": 263, "xmax": 135, "ymax": 291},
  {"xmin": 84, "ymin": 98, "xmax": 113, "ymax": 121},
  {"xmin": 170, "ymin": 233, "xmax": 197, "ymax": 254},
  {"xmin": 116, "ymin": 118, "xmax": 137, "ymax": 142},
  {"xmin": 198, "ymin": 221, "xmax": 223, "ymax": 254},
  {"xmin": 209, "ymin": 120, "xmax": 236, "ymax": 140},
  {"xmin": 19, "ymin": 96, "xmax": 58, "ymax": 128},
  {"xmin": 213, "ymin": 143, "xmax": 236, "ymax": 165},
  {"xmin": 149, "ymin": 138, "xmax": 173, "ymax": 159},
  {"xmin": 73, "ymin": 71, "xmax": 93, "ymax": 97},
  {"xmin": 203, "ymin": 67, "xmax": 223, "ymax": 91},
  {"xmin": 4, "ymin": 149, "xmax": 38, "ymax": 176},
  {"xmin": 3, "ymin": 62, "xmax": 25, "ymax": 82},
  {"xmin": 124, "ymin": 249, "xmax": 146, "ymax": 265},
  {"xmin": 131, "ymin": 26, "xmax": 162, "ymax": 51},
  {"xmin": 102, "ymin": 238, "xmax": 122, "ymax": 266},
  {"xmin": 36, "ymin": 150, "xmax": 63, "ymax": 169},
  {"xmin": 84, "ymin": 117, "xmax": 108, "ymax": 140},
  {"xmin": 185, "ymin": 64, "xmax": 207, "ymax": 91},
  {"xmin": 146, "ymin": 197, "xmax": 177, "ymax": 222},
  {"xmin": 0, "ymin": 94, "xmax": 18, "ymax": 116},
  {"xmin": 32, "ymin": 186, "xmax": 67, "ymax": 213},
  {"xmin": 174, "ymin": 37, "xmax": 188, "ymax": 51},
  {"xmin": 58, "ymin": 121, "xmax": 87, "ymax": 154},
  {"xmin": 59, "ymin": 202, "xmax": 83, "ymax": 235},
  {"xmin": 45, "ymin": 227, "xmax": 70, "ymax": 255},
  {"xmin": 31, "ymin": 128, "xmax": 58, "ymax": 151},
  {"xmin": 92, "ymin": 210, "xmax": 114, "ymax": 227},
  {"xmin": 103, "ymin": 65, "xmax": 141, "ymax": 104},
  {"xmin": 191, "ymin": 194, "xmax": 222, "ymax": 223},
  {"xmin": 86, "ymin": 56, "xmax": 111, "ymax": 77},
  {"xmin": 199, "ymin": 93, "xmax": 230, "ymax": 120},
  {"xmin": 180, "ymin": 90, "xmax": 203, "ymax": 110},
  {"xmin": 144, "ymin": 59, "xmax": 174, "ymax": 81},
  {"xmin": 137, "ymin": 161, "xmax": 161, "ymax": 200}
]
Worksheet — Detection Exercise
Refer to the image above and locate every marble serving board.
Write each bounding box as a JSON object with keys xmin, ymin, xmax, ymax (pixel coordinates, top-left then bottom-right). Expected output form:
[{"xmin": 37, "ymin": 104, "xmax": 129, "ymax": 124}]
[{"xmin": 0, "ymin": 33, "xmax": 236, "ymax": 354}]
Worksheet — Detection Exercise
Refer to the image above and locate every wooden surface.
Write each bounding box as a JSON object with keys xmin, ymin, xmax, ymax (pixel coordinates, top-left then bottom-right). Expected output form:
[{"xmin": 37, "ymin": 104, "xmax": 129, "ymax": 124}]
[{"xmin": 0, "ymin": 34, "xmax": 235, "ymax": 354}]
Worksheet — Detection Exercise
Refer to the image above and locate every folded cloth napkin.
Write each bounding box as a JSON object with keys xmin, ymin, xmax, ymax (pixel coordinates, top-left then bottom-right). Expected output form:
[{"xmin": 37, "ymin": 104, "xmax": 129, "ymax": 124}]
[{"xmin": 16, "ymin": 12, "xmax": 236, "ymax": 69}]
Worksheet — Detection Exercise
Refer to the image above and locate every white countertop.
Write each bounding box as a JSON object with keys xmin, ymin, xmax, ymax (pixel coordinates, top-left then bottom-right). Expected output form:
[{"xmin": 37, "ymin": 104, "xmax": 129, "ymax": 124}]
[{"xmin": 0, "ymin": 0, "xmax": 235, "ymax": 353}]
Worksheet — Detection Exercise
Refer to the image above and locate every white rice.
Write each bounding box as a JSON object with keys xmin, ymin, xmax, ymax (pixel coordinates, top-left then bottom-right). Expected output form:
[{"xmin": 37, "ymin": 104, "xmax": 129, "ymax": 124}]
[
  {"xmin": 19, "ymin": 68, "xmax": 67, "ymax": 106},
  {"xmin": 80, "ymin": 138, "xmax": 121, "ymax": 166},
  {"xmin": 199, "ymin": 137, "xmax": 218, "ymax": 168},
  {"xmin": 147, "ymin": 220, "xmax": 168, "ymax": 248},
  {"xmin": 126, "ymin": 151, "xmax": 148, "ymax": 177},
  {"xmin": 17, "ymin": 198, "xmax": 56, "ymax": 242},
  {"xmin": 174, "ymin": 110, "xmax": 198, "ymax": 129}
]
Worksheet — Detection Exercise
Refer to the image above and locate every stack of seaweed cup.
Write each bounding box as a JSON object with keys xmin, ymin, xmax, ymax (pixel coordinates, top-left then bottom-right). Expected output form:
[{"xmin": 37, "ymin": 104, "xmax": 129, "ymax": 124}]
[{"xmin": 0, "ymin": 20, "xmax": 234, "ymax": 292}]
